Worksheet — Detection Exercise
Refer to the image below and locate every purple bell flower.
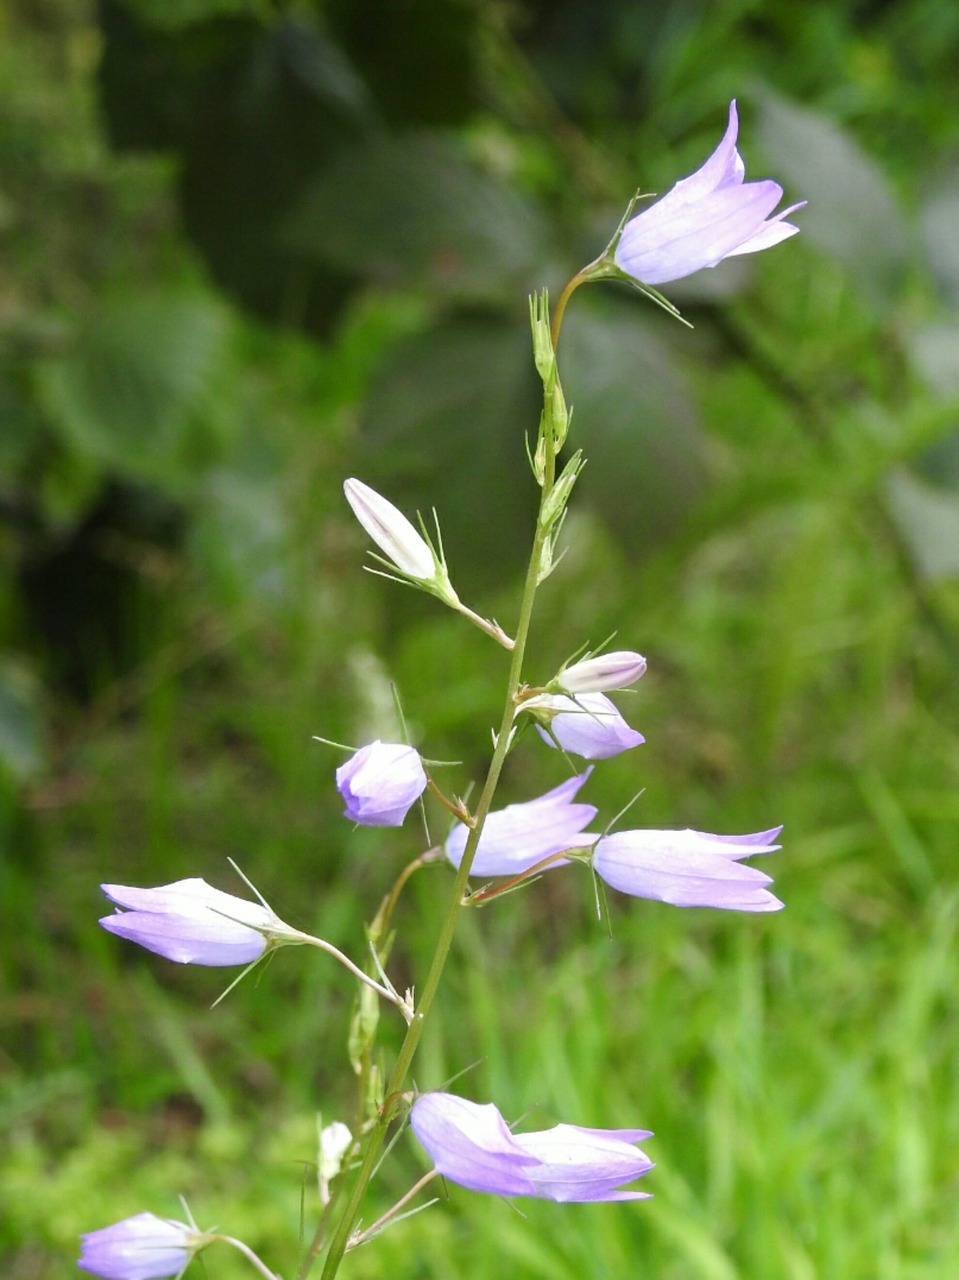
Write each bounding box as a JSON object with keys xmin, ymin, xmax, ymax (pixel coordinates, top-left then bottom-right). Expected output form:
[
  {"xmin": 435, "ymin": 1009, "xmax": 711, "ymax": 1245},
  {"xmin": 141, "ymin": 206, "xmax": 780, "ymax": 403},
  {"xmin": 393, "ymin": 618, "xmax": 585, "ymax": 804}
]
[
  {"xmin": 78, "ymin": 1212, "xmax": 202, "ymax": 1280},
  {"xmin": 336, "ymin": 740, "xmax": 427, "ymax": 827},
  {"xmin": 410, "ymin": 1092, "xmax": 653, "ymax": 1202},
  {"xmin": 445, "ymin": 770, "xmax": 596, "ymax": 876},
  {"xmin": 524, "ymin": 692, "xmax": 644, "ymax": 760},
  {"xmin": 614, "ymin": 101, "xmax": 805, "ymax": 286},
  {"xmin": 99, "ymin": 879, "xmax": 305, "ymax": 966},
  {"xmin": 593, "ymin": 826, "xmax": 784, "ymax": 911}
]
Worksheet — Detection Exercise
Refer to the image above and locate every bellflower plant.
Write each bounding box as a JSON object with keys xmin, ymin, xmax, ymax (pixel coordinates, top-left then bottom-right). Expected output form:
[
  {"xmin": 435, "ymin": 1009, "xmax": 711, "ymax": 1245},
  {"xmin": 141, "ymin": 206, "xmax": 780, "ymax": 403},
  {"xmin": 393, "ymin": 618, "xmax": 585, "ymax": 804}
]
[
  {"xmin": 336, "ymin": 740, "xmax": 427, "ymax": 827},
  {"xmin": 86, "ymin": 99, "xmax": 800, "ymax": 1280},
  {"xmin": 410, "ymin": 1093, "xmax": 653, "ymax": 1202}
]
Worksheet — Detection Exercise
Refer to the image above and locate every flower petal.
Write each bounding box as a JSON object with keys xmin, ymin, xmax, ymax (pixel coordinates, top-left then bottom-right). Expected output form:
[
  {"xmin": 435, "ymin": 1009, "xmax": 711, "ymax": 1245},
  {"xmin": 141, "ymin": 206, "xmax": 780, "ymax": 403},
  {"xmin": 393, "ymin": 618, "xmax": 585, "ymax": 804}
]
[
  {"xmin": 593, "ymin": 828, "xmax": 784, "ymax": 911},
  {"xmin": 411, "ymin": 1093, "xmax": 653, "ymax": 1204},
  {"xmin": 445, "ymin": 770, "xmax": 596, "ymax": 876}
]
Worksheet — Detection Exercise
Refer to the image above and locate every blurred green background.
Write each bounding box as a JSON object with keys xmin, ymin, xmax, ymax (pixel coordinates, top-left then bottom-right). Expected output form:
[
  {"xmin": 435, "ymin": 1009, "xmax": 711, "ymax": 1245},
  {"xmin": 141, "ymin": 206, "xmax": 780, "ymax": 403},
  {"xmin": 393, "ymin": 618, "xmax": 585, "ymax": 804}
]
[{"xmin": 3, "ymin": 1, "xmax": 959, "ymax": 1276}]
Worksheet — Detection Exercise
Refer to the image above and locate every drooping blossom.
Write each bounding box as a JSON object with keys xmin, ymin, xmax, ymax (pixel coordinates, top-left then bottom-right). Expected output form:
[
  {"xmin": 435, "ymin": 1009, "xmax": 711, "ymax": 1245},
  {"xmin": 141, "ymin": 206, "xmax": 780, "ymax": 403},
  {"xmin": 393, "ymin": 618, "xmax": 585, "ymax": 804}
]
[
  {"xmin": 593, "ymin": 826, "xmax": 784, "ymax": 911},
  {"xmin": 99, "ymin": 879, "xmax": 307, "ymax": 966},
  {"xmin": 555, "ymin": 650, "xmax": 647, "ymax": 696},
  {"xmin": 336, "ymin": 740, "xmax": 427, "ymax": 827},
  {"xmin": 410, "ymin": 1092, "xmax": 653, "ymax": 1203},
  {"xmin": 522, "ymin": 691, "xmax": 644, "ymax": 760},
  {"xmin": 445, "ymin": 770, "xmax": 596, "ymax": 877},
  {"xmin": 614, "ymin": 101, "xmax": 805, "ymax": 287},
  {"xmin": 78, "ymin": 1212, "xmax": 204, "ymax": 1280}
]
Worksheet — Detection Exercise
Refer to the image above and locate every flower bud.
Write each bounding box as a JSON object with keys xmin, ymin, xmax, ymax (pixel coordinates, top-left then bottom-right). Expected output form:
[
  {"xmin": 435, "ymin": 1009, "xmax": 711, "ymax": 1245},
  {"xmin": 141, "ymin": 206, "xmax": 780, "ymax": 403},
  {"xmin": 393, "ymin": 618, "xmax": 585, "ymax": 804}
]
[
  {"xmin": 343, "ymin": 478, "xmax": 437, "ymax": 581},
  {"xmin": 78, "ymin": 1212, "xmax": 208, "ymax": 1279},
  {"xmin": 99, "ymin": 879, "xmax": 307, "ymax": 967},
  {"xmin": 555, "ymin": 650, "xmax": 647, "ymax": 695},
  {"xmin": 336, "ymin": 740, "xmax": 427, "ymax": 827},
  {"xmin": 521, "ymin": 692, "xmax": 644, "ymax": 760}
]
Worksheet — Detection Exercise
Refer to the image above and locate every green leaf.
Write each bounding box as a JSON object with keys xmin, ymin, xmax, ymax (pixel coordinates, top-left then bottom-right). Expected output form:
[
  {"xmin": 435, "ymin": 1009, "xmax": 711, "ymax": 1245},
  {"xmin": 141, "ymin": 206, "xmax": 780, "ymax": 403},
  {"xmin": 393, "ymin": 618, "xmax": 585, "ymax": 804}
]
[
  {"xmin": 0, "ymin": 658, "xmax": 43, "ymax": 783},
  {"xmin": 559, "ymin": 298, "xmax": 707, "ymax": 553},
  {"xmin": 36, "ymin": 289, "xmax": 230, "ymax": 493},
  {"xmin": 886, "ymin": 468, "xmax": 959, "ymax": 579},
  {"xmin": 755, "ymin": 92, "xmax": 912, "ymax": 309},
  {"xmin": 921, "ymin": 180, "xmax": 959, "ymax": 307},
  {"xmin": 286, "ymin": 132, "xmax": 552, "ymax": 305},
  {"xmin": 357, "ymin": 315, "xmax": 539, "ymax": 591}
]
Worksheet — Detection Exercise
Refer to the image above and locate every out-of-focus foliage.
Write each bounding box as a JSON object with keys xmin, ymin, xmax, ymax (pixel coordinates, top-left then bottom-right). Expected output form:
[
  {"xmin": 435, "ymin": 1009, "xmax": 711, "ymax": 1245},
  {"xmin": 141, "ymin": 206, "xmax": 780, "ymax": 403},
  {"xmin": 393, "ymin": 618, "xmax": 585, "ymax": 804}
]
[{"xmin": 2, "ymin": 0, "xmax": 959, "ymax": 1277}]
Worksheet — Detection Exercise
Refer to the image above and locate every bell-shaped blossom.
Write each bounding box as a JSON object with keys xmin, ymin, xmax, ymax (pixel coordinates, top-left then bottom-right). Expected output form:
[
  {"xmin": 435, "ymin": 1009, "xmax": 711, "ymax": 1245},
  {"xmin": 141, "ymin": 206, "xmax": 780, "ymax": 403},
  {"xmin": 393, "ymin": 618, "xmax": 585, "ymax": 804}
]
[
  {"xmin": 614, "ymin": 100, "xmax": 805, "ymax": 286},
  {"xmin": 99, "ymin": 879, "xmax": 306, "ymax": 966},
  {"xmin": 593, "ymin": 826, "xmax": 784, "ymax": 912},
  {"xmin": 445, "ymin": 770, "xmax": 596, "ymax": 877},
  {"xmin": 411, "ymin": 1092, "xmax": 653, "ymax": 1203},
  {"xmin": 344, "ymin": 478, "xmax": 436, "ymax": 580},
  {"xmin": 555, "ymin": 650, "xmax": 647, "ymax": 695},
  {"xmin": 523, "ymin": 692, "xmax": 644, "ymax": 760},
  {"xmin": 78, "ymin": 1212, "xmax": 205, "ymax": 1280},
  {"xmin": 336, "ymin": 740, "xmax": 427, "ymax": 827}
]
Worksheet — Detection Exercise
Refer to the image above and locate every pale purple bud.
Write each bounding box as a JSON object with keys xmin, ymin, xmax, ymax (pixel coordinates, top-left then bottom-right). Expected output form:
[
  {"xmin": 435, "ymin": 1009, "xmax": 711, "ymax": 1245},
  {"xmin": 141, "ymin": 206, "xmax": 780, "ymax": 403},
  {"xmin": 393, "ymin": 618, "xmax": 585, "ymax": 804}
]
[
  {"xmin": 523, "ymin": 692, "xmax": 644, "ymax": 760},
  {"xmin": 556, "ymin": 651, "xmax": 647, "ymax": 695},
  {"xmin": 99, "ymin": 879, "xmax": 301, "ymax": 966},
  {"xmin": 343, "ymin": 478, "xmax": 437, "ymax": 580},
  {"xmin": 411, "ymin": 1093, "xmax": 653, "ymax": 1203},
  {"xmin": 336, "ymin": 740, "xmax": 427, "ymax": 827},
  {"xmin": 78, "ymin": 1212, "xmax": 203, "ymax": 1280},
  {"xmin": 445, "ymin": 770, "xmax": 596, "ymax": 876},
  {"xmin": 614, "ymin": 101, "xmax": 805, "ymax": 286},
  {"xmin": 593, "ymin": 826, "xmax": 784, "ymax": 912}
]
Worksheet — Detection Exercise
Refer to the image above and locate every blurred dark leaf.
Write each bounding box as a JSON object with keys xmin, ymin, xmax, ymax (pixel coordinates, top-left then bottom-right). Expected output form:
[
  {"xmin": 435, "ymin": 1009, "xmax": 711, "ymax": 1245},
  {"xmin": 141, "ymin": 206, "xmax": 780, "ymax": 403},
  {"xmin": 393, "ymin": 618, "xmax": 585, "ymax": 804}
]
[
  {"xmin": 0, "ymin": 659, "xmax": 43, "ymax": 783},
  {"xmin": 921, "ymin": 179, "xmax": 959, "ymax": 306},
  {"xmin": 910, "ymin": 323, "xmax": 959, "ymax": 399},
  {"xmin": 177, "ymin": 18, "xmax": 373, "ymax": 332},
  {"xmin": 287, "ymin": 132, "xmax": 553, "ymax": 306},
  {"xmin": 117, "ymin": 0, "xmax": 265, "ymax": 29},
  {"xmin": 357, "ymin": 315, "xmax": 539, "ymax": 590},
  {"xmin": 35, "ymin": 289, "xmax": 230, "ymax": 492},
  {"xmin": 560, "ymin": 299, "xmax": 707, "ymax": 552},
  {"xmin": 327, "ymin": 0, "xmax": 480, "ymax": 126},
  {"xmin": 756, "ymin": 92, "xmax": 912, "ymax": 309},
  {"xmin": 98, "ymin": 0, "xmax": 265, "ymax": 151},
  {"xmin": 886, "ymin": 468, "xmax": 959, "ymax": 579}
]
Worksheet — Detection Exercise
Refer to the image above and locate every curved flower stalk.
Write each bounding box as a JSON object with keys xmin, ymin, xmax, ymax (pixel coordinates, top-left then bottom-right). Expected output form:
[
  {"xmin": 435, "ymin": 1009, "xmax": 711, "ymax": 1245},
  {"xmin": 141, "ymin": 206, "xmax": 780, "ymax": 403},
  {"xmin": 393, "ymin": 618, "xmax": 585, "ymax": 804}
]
[
  {"xmin": 336, "ymin": 741, "xmax": 427, "ymax": 827},
  {"xmin": 98, "ymin": 879, "xmax": 310, "ymax": 966},
  {"xmin": 614, "ymin": 100, "xmax": 805, "ymax": 286},
  {"xmin": 410, "ymin": 1093, "xmax": 653, "ymax": 1202},
  {"xmin": 593, "ymin": 826, "xmax": 784, "ymax": 911},
  {"xmin": 78, "ymin": 1212, "xmax": 205, "ymax": 1280},
  {"xmin": 521, "ymin": 691, "xmax": 644, "ymax": 760},
  {"xmin": 444, "ymin": 770, "xmax": 596, "ymax": 876}
]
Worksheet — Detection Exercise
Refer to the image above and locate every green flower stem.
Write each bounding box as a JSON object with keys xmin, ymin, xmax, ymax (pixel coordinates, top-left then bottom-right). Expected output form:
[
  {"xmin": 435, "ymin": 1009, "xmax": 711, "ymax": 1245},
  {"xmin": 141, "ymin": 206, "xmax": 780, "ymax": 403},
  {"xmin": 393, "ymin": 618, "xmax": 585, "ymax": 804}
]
[
  {"xmin": 550, "ymin": 269, "xmax": 588, "ymax": 348},
  {"xmin": 306, "ymin": 337, "xmax": 562, "ymax": 1280}
]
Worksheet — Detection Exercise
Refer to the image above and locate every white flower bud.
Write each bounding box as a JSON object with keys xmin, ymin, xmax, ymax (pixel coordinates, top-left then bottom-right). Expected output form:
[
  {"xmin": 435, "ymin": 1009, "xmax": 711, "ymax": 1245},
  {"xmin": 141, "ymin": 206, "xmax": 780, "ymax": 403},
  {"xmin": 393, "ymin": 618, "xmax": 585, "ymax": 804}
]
[
  {"xmin": 344, "ymin": 478, "xmax": 436, "ymax": 580},
  {"xmin": 555, "ymin": 651, "xmax": 647, "ymax": 695}
]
